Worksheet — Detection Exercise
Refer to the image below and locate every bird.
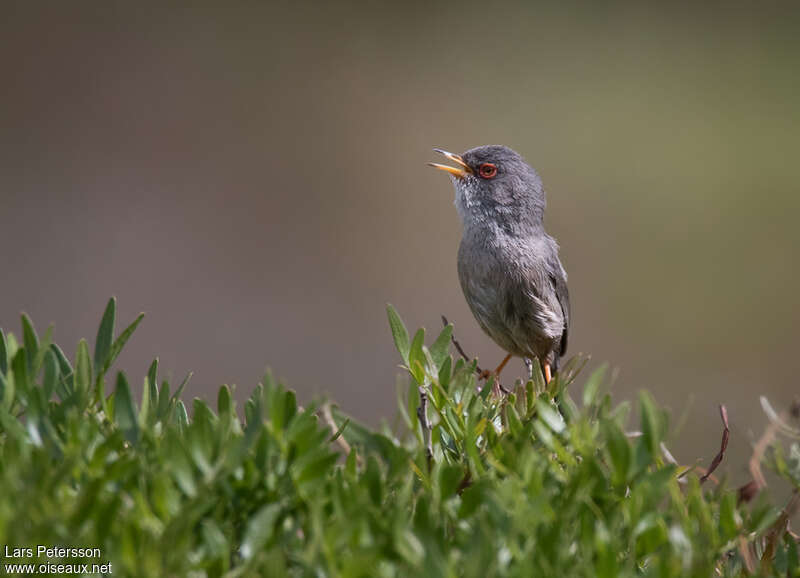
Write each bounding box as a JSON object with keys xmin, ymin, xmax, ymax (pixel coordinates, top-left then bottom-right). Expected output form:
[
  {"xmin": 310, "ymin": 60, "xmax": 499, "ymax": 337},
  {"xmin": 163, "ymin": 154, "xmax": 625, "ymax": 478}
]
[{"xmin": 428, "ymin": 145, "xmax": 569, "ymax": 385}]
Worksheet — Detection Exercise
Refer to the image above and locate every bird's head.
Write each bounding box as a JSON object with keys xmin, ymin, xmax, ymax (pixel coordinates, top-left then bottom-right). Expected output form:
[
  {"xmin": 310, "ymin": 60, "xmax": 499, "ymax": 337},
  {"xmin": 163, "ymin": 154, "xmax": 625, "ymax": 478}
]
[{"xmin": 429, "ymin": 145, "xmax": 546, "ymax": 233}]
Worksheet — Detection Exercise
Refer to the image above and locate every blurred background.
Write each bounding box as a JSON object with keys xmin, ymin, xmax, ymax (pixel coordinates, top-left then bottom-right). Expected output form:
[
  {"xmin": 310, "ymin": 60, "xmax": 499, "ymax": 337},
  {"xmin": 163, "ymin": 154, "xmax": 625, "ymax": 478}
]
[{"xmin": 2, "ymin": 1, "xmax": 799, "ymax": 483}]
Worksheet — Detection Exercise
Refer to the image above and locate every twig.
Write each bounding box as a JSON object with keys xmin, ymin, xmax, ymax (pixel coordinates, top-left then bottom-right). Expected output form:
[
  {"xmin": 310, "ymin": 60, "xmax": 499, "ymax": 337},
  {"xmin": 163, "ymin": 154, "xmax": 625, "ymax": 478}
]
[
  {"xmin": 441, "ymin": 315, "xmax": 484, "ymax": 374},
  {"xmin": 417, "ymin": 385, "xmax": 433, "ymax": 469},
  {"xmin": 636, "ymin": 407, "xmax": 728, "ymax": 485},
  {"xmin": 441, "ymin": 315, "xmax": 511, "ymax": 394},
  {"xmin": 700, "ymin": 405, "xmax": 729, "ymax": 484},
  {"xmin": 738, "ymin": 535, "xmax": 756, "ymax": 575},
  {"xmin": 761, "ymin": 490, "xmax": 800, "ymax": 571},
  {"xmin": 737, "ymin": 399, "xmax": 800, "ymax": 504},
  {"xmin": 734, "ymin": 401, "xmax": 800, "ymax": 568},
  {"xmin": 319, "ymin": 403, "xmax": 357, "ymax": 461},
  {"xmin": 748, "ymin": 410, "xmax": 782, "ymax": 494}
]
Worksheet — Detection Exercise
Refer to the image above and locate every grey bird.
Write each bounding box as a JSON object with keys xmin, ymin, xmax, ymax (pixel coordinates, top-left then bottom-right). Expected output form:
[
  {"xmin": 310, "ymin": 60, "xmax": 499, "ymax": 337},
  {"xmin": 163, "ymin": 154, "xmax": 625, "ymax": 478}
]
[{"xmin": 429, "ymin": 145, "xmax": 569, "ymax": 384}]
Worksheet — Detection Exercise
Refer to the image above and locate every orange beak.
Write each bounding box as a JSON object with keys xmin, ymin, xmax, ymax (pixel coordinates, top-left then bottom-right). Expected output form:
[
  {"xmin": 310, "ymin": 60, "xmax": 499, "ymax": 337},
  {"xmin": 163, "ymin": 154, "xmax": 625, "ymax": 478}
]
[{"xmin": 428, "ymin": 148, "xmax": 472, "ymax": 178}]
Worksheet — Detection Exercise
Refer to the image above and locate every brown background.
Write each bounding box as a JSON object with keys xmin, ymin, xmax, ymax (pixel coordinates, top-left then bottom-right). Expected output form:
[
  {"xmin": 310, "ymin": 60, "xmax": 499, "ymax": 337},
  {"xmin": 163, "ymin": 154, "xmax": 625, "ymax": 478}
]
[{"xmin": 2, "ymin": 1, "xmax": 799, "ymax": 483}]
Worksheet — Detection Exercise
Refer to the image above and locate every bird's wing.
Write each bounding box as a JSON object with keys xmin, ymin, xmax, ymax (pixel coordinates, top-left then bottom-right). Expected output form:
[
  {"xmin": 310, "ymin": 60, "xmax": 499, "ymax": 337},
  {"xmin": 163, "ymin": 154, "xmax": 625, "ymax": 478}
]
[
  {"xmin": 495, "ymin": 267, "xmax": 564, "ymax": 358},
  {"xmin": 548, "ymin": 258, "xmax": 570, "ymax": 357},
  {"xmin": 505, "ymin": 253, "xmax": 570, "ymax": 359}
]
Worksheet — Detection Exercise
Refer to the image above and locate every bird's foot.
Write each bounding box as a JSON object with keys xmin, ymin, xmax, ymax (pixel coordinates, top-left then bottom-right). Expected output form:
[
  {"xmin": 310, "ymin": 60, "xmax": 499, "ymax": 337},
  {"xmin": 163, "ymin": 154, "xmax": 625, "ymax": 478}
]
[
  {"xmin": 524, "ymin": 358, "xmax": 534, "ymax": 379},
  {"xmin": 477, "ymin": 353, "xmax": 516, "ymax": 395},
  {"xmin": 477, "ymin": 369, "xmax": 512, "ymax": 396}
]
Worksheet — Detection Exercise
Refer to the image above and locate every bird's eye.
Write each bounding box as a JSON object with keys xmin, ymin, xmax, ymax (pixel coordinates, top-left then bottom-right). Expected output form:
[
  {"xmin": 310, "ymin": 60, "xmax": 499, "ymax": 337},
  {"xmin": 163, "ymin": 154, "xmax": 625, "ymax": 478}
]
[{"xmin": 478, "ymin": 163, "xmax": 497, "ymax": 178}]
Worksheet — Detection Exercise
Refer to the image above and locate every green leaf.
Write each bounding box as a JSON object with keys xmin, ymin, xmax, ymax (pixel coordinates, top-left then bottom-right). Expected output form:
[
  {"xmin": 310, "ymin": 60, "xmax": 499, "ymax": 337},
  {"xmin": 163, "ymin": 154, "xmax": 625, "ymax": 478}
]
[
  {"xmin": 114, "ymin": 372, "xmax": 139, "ymax": 444},
  {"xmin": 0, "ymin": 328, "xmax": 7, "ymax": 375},
  {"xmin": 536, "ymin": 399, "xmax": 565, "ymax": 433},
  {"xmin": 157, "ymin": 381, "xmax": 171, "ymax": 420},
  {"xmin": 201, "ymin": 520, "xmax": 228, "ymax": 563},
  {"xmin": 31, "ymin": 325, "xmax": 54, "ymax": 380},
  {"xmin": 459, "ymin": 479, "xmax": 491, "ymax": 518},
  {"xmin": 94, "ymin": 297, "xmax": 116, "ymax": 374},
  {"xmin": 438, "ymin": 355, "xmax": 452, "ymax": 391},
  {"xmin": 345, "ymin": 448, "xmax": 358, "ymax": 478},
  {"xmin": 786, "ymin": 534, "xmax": 800, "ymax": 577},
  {"xmin": 11, "ymin": 349, "xmax": 29, "ymax": 403},
  {"xmin": 408, "ymin": 328, "xmax": 425, "ymax": 368},
  {"xmin": 145, "ymin": 359, "xmax": 159, "ymax": 415},
  {"xmin": 506, "ymin": 402, "xmax": 523, "ymax": 436},
  {"xmin": 139, "ymin": 376, "xmax": 150, "ymax": 426},
  {"xmin": 409, "ymin": 360, "xmax": 426, "ymax": 387},
  {"xmin": 0, "ymin": 371, "xmax": 12, "ymax": 410},
  {"xmin": 147, "ymin": 358, "xmax": 158, "ymax": 395},
  {"xmin": 364, "ymin": 456, "xmax": 383, "ymax": 505},
  {"xmin": 42, "ymin": 349, "xmax": 59, "ymax": 400},
  {"xmin": 50, "ymin": 343, "xmax": 74, "ymax": 400},
  {"xmin": 582, "ymin": 364, "xmax": 606, "ymax": 407},
  {"xmin": 407, "ymin": 328, "xmax": 427, "ymax": 384},
  {"xmin": 294, "ymin": 450, "xmax": 338, "ymax": 487},
  {"xmin": 429, "ymin": 324, "xmax": 453, "ymax": 370},
  {"xmin": 21, "ymin": 313, "xmax": 39, "ymax": 374},
  {"xmin": 267, "ymin": 383, "xmax": 291, "ymax": 433},
  {"xmin": 240, "ymin": 504, "xmax": 282, "ymax": 560},
  {"xmin": 0, "ymin": 403, "xmax": 27, "ymax": 441},
  {"xmin": 594, "ymin": 521, "xmax": 618, "ymax": 578},
  {"xmin": 98, "ymin": 312, "xmax": 144, "ymax": 378},
  {"xmin": 529, "ymin": 357, "xmax": 545, "ymax": 393},
  {"xmin": 74, "ymin": 339, "xmax": 92, "ymax": 400},
  {"xmin": 639, "ymin": 391, "xmax": 664, "ymax": 457},
  {"xmin": 604, "ymin": 420, "xmax": 631, "ymax": 485},
  {"xmin": 175, "ymin": 400, "xmax": 189, "ymax": 429},
  {"xmin": 438, "ymin": 463, "xmax": 465, "ymax": 499},
  {"xmin": 395, "ymin": 378, "xmax": 414, "ymax": 431},
  {"xmin": 244, "ymin": 387, "xmax": 262, "ymax": 434},
  {"xmin": 386, "ymin": 304, "xmax": 411, "ymax": 363},
  {"xmin": 168, "ymin": 441, "xmax": 196, "ymax": 497},
  {"xmin": 719, "ymin": 491, "xmax": 739, "ymax": 540},
  {"xmin": 218, "ymin": 384, "xmax": 232, "ymax": 417},
  {"xmin": 172, "ymin": 372, "xmax": 192, "ymax": 404}
]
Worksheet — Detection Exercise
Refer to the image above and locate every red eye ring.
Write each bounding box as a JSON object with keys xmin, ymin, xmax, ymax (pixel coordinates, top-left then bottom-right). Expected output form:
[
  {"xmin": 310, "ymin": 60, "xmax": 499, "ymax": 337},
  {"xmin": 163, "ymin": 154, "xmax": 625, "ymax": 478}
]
[{"xmin": 478, "ymin": 163, "xmax": 497, "ymax": 178}]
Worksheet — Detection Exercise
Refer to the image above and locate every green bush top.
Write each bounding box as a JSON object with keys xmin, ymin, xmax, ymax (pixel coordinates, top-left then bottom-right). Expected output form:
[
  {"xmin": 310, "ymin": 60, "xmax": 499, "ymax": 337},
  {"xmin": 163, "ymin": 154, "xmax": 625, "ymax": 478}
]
[{"xmin": 0, "ymin": 299, "xmax": 797, "ymax": 577}]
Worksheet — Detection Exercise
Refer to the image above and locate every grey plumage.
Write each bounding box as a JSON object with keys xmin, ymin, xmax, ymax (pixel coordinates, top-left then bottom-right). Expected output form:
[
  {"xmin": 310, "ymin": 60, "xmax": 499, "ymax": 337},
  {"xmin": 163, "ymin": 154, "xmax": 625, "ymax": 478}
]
[{"xmin": 431, "ymin": 145, "xmax": 570, "ymax": 376}]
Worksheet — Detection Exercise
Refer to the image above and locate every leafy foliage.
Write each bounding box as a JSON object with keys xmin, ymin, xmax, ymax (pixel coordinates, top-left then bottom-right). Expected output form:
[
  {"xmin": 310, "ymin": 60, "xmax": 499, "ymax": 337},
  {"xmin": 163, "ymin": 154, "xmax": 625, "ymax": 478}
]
[{"xmin": 0, "ymin": 299, "xmax": 794, "ymax": 576}]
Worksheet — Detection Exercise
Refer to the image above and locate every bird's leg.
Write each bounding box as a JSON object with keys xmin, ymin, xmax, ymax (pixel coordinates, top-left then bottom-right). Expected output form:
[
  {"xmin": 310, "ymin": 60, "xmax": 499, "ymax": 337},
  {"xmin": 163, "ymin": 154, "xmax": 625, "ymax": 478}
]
[
  {"xmin": 543, "ymin": 363, "xmax": 552, "ymax": 384},
  {"xmin": 524, "ymin": 358, "xmax": 533, "ymax": 379},
  {"xmin": 494, "ymin": 353, "xmax": 513, "ymax": 376},
  {"xmin": 479, "ymin": 353, "xmax": 513, "ymax": 380}
]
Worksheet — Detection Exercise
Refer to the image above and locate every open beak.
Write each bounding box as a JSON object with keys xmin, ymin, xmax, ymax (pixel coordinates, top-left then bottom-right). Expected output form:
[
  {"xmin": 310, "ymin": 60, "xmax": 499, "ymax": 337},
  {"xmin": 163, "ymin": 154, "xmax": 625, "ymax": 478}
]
[{"xmin": 428, "ymin": 148, "xmax": 472, "ymax": 178}]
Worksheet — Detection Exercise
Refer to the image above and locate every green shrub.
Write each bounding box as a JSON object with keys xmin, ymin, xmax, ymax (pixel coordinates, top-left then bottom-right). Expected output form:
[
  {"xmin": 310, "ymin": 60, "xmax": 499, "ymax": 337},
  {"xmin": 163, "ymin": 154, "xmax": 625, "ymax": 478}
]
[{"xmin": 0, "ymin": 299, "xmax": 796, "ymax": 576}]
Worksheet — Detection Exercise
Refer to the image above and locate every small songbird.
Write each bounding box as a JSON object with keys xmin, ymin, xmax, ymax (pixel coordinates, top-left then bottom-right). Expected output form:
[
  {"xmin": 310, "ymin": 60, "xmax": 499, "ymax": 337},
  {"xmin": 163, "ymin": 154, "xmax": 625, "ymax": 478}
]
[{"xmin": 429, "ymin": 145, "xmax": 570, "ymax": 384}]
